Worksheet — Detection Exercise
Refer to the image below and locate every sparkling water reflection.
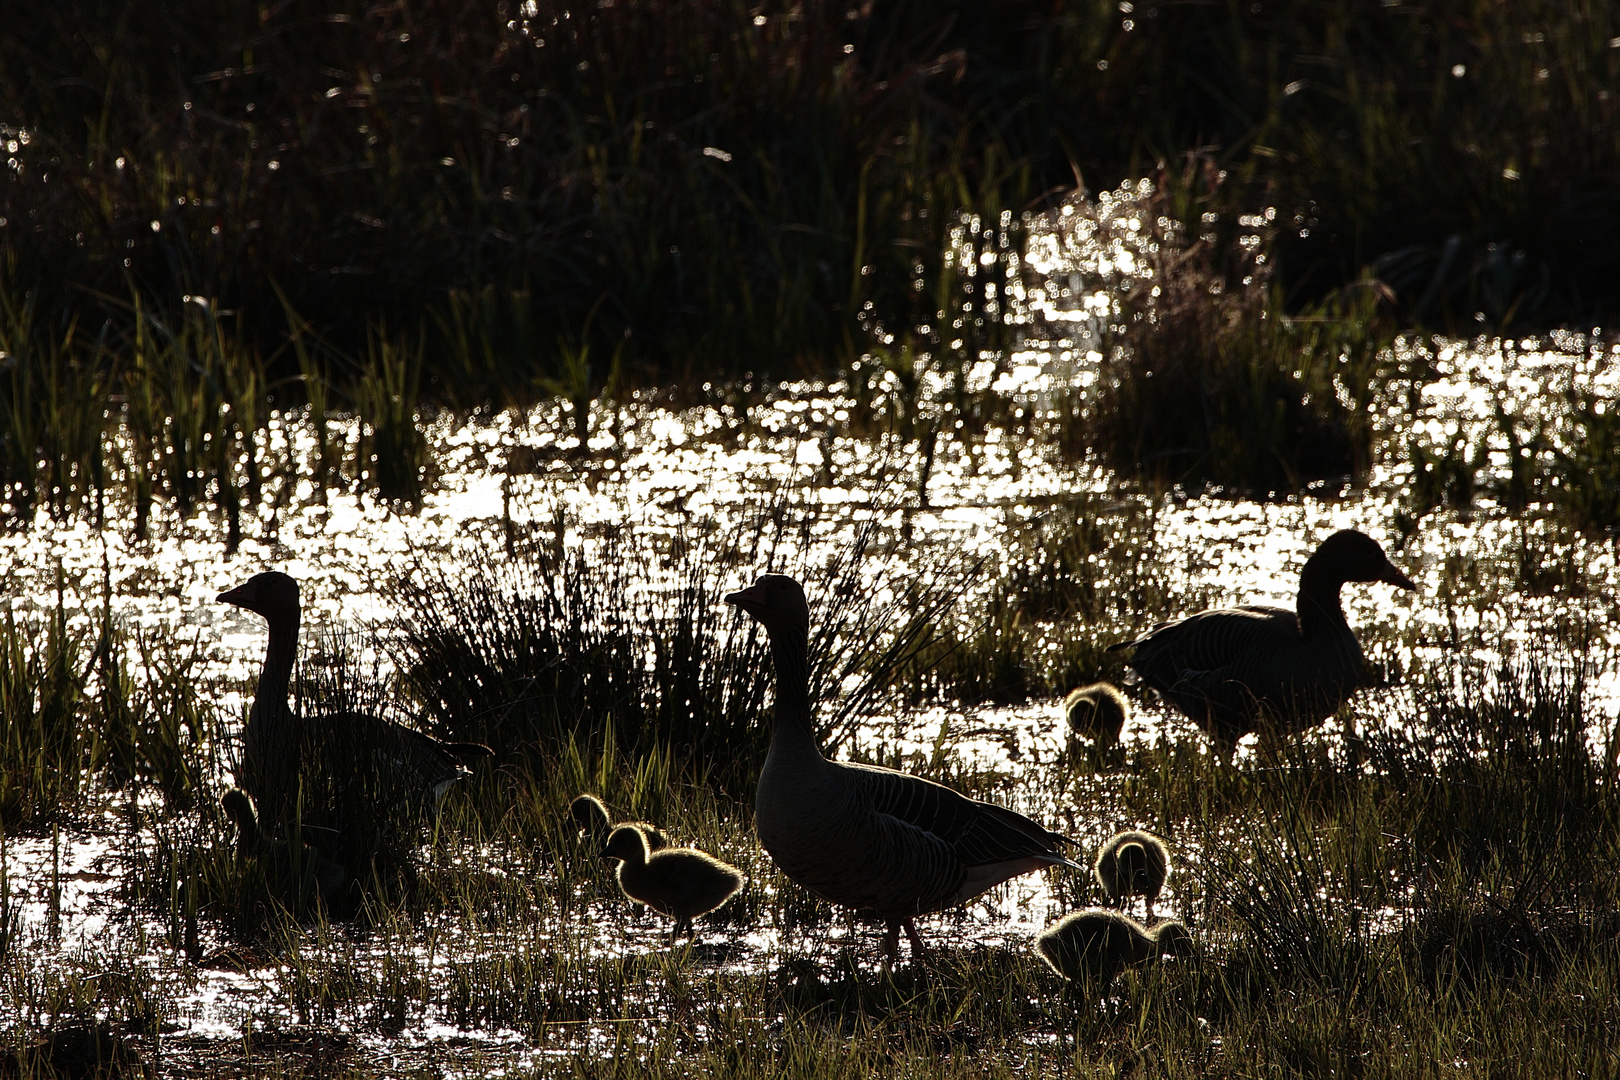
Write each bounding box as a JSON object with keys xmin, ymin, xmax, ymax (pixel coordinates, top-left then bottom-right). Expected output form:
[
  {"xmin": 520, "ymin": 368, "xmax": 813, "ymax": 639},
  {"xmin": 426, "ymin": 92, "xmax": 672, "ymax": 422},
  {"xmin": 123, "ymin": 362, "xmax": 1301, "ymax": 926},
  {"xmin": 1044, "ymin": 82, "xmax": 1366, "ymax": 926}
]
[{"xmin": 3, "ymin": 330, "xmax": 1619, "ymax": 1069}]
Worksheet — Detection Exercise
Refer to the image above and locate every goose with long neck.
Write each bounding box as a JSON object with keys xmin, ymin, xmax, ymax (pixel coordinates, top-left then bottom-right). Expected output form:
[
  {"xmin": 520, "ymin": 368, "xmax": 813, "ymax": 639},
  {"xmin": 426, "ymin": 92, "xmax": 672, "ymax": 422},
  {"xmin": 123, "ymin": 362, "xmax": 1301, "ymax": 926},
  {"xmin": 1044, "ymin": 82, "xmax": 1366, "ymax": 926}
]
[
  {"xmin": 726, "ymin": 574, "xmax": 1079, "ymax": 962},
  {"xmin": 1109, "ymin": 529, "xmax": 1415, "ymax": 754},
  {"xmin": 218, "ymin": 571, "xmax": 491, "ymax": 834}
]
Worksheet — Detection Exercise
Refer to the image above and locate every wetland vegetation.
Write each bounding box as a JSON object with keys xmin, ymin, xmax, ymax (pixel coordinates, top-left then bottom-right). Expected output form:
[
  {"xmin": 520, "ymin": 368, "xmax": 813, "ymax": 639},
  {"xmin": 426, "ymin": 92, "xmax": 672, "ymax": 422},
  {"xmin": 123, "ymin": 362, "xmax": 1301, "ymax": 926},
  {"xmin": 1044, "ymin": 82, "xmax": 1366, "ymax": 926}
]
[{"xmin": 3, "ymin": 2, "xmax": 1620, "ymax": 1077}]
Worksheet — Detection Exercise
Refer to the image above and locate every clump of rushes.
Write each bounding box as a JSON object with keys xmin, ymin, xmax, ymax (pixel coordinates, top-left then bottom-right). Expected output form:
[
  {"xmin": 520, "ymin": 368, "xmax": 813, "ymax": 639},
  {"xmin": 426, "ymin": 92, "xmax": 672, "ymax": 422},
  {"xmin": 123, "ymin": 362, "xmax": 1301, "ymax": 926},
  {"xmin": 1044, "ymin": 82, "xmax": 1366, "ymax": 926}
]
[
  {"xmin": 393, "ymin": 514, "xmax": 973, "ymax": 788},
  {"xmin": 1071, "ymin": 160, "xmax": 1395, "ymax": 495}
]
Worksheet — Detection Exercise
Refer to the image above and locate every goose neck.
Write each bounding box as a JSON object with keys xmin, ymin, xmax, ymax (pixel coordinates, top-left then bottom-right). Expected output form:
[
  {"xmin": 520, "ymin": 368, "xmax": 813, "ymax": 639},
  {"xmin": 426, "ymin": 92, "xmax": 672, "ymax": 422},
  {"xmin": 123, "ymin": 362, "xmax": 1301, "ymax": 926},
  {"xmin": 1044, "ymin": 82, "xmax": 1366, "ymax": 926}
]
[
  {"xmin": 766, "ymin": 625, "xmax": 821, "ymax": 757},
  {"xmin": 1295, "ymin": 561, "xmax": 1348, "ymax": 640},
  {"xmin": 251, "ymin": 609, "xmax": 299, "ymax": 728}
]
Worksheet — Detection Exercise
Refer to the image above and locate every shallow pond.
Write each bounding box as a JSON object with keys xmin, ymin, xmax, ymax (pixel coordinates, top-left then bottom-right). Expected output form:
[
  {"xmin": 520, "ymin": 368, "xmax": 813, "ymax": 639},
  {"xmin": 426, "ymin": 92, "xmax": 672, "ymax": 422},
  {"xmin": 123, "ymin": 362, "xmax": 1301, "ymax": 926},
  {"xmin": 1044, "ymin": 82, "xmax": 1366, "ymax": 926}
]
[{"xmin": 3, "ymin": 330, "xmax": 1619, "ymax": 1073}]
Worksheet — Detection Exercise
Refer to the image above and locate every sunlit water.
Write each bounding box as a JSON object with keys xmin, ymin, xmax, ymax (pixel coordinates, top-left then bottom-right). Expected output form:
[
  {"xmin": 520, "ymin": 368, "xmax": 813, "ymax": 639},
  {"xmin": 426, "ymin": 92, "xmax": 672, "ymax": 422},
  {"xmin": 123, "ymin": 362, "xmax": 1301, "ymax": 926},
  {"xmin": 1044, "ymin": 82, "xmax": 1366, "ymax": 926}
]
[{"xmin": 4, "ymin": 323, "xmax": 1619, "ymax": 1069}]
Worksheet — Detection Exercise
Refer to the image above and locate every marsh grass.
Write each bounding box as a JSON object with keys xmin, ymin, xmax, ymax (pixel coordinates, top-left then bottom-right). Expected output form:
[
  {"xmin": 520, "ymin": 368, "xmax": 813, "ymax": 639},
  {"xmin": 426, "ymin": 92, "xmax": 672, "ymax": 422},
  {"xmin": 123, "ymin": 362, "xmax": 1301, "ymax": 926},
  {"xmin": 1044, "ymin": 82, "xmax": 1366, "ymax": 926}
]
[
  {"xmin": 1401, "ymin": 385, "xmax": 1620, "ymax": 539},
  {"xmin": 6, "ymin": 606, "xmax": 1620, "ymax": 1075},
  {"xmin": 1066, "ymin": 162, "xmax": 1400, "ymax": 495},
  {"xmin": 918, "ymin": 495, "xmax": 1213, "ymax": 707},
  {"xmin": 394, "ymin": 509, "xmax": 977, "ymax": 788},
  {"xmin": 6, "ymin": 0, "xmax": 1616, "ymax": 533}
]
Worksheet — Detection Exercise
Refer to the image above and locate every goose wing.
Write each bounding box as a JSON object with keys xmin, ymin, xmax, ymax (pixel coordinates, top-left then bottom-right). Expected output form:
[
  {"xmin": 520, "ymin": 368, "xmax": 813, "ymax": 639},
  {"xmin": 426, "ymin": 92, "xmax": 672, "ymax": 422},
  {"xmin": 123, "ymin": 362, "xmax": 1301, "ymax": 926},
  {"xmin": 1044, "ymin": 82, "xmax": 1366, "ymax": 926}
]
[
  {"xmin": 316, "ymin": 711, "xmax": 490, "ymax": 802},
  {"xmin": 843, "ymin": 761, "xmax": 1076, "ymax": 866},
  {"xmin": 1113, "ymin": 605, "xmax": 1299, "ymax": 680},
  {"xmin": 797, "ymin": 761, "xmax": 1075, "ymax": 918}
]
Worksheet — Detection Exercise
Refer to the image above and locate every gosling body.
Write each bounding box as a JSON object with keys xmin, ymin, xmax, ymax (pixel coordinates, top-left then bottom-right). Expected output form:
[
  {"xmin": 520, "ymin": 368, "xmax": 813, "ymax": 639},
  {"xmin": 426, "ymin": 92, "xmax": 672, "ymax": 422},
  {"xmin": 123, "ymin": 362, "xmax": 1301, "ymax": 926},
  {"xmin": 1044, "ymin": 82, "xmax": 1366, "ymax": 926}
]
[
  {"xmin": 601, "ymin": 825, "xmax": 743, "ymax": 940},
  {"xmin": 1036, "ymin": 908, "xmax": 1194, "ymax": 987},
  {"xmin": 1065, "ymin": 682, "xmax": 1130, "ymax": 746},
  {"xmin": 1093, "ymin": 830, "xmax": 1171, "ymax": 921}
]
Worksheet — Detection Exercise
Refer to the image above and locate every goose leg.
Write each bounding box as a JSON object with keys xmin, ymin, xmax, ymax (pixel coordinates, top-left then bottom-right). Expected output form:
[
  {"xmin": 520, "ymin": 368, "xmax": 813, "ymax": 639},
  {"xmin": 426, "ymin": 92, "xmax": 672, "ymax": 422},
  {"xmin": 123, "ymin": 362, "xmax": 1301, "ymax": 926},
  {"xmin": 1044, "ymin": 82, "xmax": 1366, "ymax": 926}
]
[
  {"xmin": 901, "ymin": 919, "xmax": 930, "ymax": 961},
  {"xmin": 881, "ymin": 920, "xmax": 902, "ymax": 963}
]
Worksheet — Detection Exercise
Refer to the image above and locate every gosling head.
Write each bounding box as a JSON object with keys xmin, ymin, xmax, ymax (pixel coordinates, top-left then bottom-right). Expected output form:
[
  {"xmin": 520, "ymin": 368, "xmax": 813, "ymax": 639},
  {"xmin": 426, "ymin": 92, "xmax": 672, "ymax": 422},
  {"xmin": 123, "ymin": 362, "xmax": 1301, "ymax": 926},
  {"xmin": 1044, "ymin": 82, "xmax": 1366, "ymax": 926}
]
[
  {"xmin": 725, "ymin": 574, "xmax": 810, "ymax": 637},
  {"xmin": 1116, "ymin": 841, "xmax": 1153, "ymax": 894},
  {"xmin": 570, "ymin": 794, "xmax": 612, "ymax": 841},
  {"xmin": 1153, "ymin": 920, "xmax": 1196, "ymax": 958},
  {"xmin": 217, "ymin": 570, "xmax": 302, "ymax": 622},
  {"xmin": 1065, "ymin": 682, "xmax": 1129, "ymax": 744},
  {"xmin": 601, "ymin": 824, "xmax": 653, "ymax": 866}
]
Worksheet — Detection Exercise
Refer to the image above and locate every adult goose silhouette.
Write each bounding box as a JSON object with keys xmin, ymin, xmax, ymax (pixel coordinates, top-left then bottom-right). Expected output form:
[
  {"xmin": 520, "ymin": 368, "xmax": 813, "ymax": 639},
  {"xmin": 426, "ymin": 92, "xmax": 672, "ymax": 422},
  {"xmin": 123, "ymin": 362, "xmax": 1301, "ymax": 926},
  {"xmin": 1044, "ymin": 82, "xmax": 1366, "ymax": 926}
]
[
  {"xmin": 1109, "ymin": 529, "xmax": 1415, "ymax": 754},
  {"xmin": 218, "ymin": 571, "xmax": 491, "ymax": 838},
  {"xmin": 726, "ymin": 574, "xmax": 1079, "ymax": 961},
  {"xmin": 1036, "ymin": 908, "xmax": 1194, "ymax": 987}
]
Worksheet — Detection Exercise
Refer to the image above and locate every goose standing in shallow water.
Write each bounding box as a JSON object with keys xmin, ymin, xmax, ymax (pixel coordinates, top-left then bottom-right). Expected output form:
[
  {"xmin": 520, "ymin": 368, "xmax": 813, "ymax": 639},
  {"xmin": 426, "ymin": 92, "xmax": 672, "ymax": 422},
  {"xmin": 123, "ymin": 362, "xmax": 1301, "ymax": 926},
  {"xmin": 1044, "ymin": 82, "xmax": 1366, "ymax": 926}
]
[
  {"xmin": 600, "ymin": 825, "xmax": 744, "ymax": 942},
  {"xmin": 1036, "ymin": 908, "xmax": 1194, "ymax": 987},
  {"xmin": 218, "ymin": 571, "xmax": 492, "ymax": 836},
  {"xmin": 726, "ymin": 574, "xmax": 1080, "ymax": 962},
  {"xmin": 1109, "ymin": 529, "xmax": 1415, "ymax": 754},
  {"xmin": 569, "ymin": 793, "xmax": 670, "ymax": 851},
  {"xmin": 1093, "ymin": 830, "xmax": 1170, "ymax": 921}
]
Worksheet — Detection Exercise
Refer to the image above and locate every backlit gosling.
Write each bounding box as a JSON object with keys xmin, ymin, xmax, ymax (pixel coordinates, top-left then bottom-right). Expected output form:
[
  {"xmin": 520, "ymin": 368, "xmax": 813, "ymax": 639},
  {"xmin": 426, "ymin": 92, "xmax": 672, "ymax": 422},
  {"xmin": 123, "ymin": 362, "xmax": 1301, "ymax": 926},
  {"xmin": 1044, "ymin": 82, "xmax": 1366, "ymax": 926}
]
[
  {"xmin": 569, "ymin": 793, "xmax": 670, "ymax": 851},
  {"xmin": 600, "ymin": 825, "xmax": 743, "ymax": 942},
  {"xmin": 221, "ymin": 787, "xmax": 348, "ymax": 906},
  {"xmin": 1094, "ymin": 829, "xmax": 1171, "ymax": 921},
  {"xmin": 1064, "ymin": 682, "xmax": 1130, "ymax": 747},
  {"xmin": 1036, "ymin": 909, "xmax": 1195, "ymax": 988}
]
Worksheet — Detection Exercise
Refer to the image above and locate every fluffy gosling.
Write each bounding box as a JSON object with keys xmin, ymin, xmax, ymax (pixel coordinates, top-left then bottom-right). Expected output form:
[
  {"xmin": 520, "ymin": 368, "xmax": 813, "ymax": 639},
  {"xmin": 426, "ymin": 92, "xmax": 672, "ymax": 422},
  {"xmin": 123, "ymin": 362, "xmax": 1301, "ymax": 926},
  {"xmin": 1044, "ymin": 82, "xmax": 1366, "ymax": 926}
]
[
  {"xmin": 600, "ymin": 825, "xmax": 743, "ymax": 941},
  {"xmin": 1036, "ymin": 908, "xmax": 1194, "ymax": 987},
  {"xmin": 1064, "ymin": 682, "xmax": 1131, "ymax": 747},
  {"xmin": 221, "ymin": 788, "xmax": 348, "ymax": 907},
  {"xmin": 1094, "ymin": 829, "xmax": 1171, "ymax": 921},
  {"xmin": 569, "ymin": 793, "xmax": 670, "ymax": 850}
]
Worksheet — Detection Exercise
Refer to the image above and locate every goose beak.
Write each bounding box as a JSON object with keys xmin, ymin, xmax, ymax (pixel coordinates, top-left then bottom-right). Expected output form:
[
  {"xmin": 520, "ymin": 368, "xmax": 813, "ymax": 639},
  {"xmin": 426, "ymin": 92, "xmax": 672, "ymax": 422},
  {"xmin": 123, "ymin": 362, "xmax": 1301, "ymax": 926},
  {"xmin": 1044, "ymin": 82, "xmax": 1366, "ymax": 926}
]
[
  {"xmin": 217, "ymin": 583, "xmax": 249, "ymax": 606},
  {"xmin": 1383, "ymin": 564, "xmax": 1417, "ymax": 591},
  {"xmin": 724, "ymin": 582, "xmax": 767, "ymax": 618}
]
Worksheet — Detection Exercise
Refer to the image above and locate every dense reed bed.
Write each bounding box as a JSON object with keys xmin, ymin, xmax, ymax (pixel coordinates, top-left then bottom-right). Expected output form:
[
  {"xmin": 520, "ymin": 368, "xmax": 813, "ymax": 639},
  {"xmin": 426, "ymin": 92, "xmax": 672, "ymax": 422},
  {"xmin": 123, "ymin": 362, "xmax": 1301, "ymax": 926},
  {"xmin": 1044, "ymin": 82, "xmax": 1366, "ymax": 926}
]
[{"xmin": 3, "ymin": 1, "xmax": 1619, "ymax": 527}]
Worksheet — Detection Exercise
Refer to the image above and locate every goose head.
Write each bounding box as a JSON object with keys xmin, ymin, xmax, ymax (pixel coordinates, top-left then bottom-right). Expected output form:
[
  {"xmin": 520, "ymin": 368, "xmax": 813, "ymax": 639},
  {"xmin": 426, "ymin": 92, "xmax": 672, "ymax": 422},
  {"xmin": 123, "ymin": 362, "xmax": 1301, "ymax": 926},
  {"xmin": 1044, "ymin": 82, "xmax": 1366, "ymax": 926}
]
[
  {"xmin": 1309, "ymin": 530, "xmax": 1416, "ymax": 591},
  {"xmin": 724, "ymin": 574, "xmax": 810, "ymax": 636},
  {"xmin": 218, "ymin": 571, "xmax": 302, "ymax": 623}
]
